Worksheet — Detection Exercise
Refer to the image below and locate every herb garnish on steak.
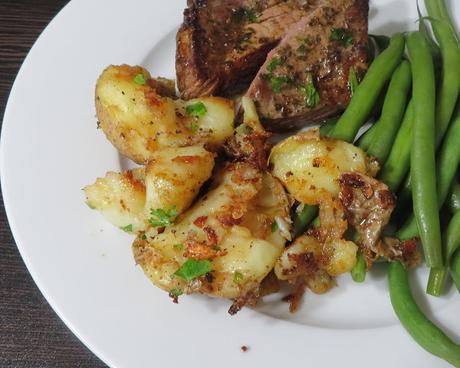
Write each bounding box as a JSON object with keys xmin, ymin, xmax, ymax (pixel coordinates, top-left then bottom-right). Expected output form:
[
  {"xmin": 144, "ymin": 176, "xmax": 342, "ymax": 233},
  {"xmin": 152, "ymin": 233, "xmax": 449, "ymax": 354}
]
[{"xmin": 246, "ymin": 0, "xmax": 369, "ymax": 131}]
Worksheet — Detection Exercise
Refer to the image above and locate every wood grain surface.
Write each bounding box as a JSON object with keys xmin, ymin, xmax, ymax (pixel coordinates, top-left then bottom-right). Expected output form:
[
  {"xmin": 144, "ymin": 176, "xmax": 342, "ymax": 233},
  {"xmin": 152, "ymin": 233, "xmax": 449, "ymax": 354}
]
[{"xmin": 0, "ymin": 1, "xmax": 107, "ymax": 367}]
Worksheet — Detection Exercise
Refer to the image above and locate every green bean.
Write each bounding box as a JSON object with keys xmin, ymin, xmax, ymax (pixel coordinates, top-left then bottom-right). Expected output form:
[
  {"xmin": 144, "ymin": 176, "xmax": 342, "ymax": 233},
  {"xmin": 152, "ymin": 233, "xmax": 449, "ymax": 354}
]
[
  {"xmin": 330, "ymin": 34, "xmax": 405, "ymax": 142},
  {"xmin": 425, "ymin": 0, "xmax": 460, "ymax": 144},
  {"xmin": 433, "ymin": 105, "xmax": 460, "ymax": 206},
  {"xmin": 445, "ymin": 210, "xmax": 460, "ymax": 294},
  {"xmin": 426, "ymin": 268, "xmax": 447, "ymax": 297},
  {"xmin": 445, "ymin": 212, "xmax": 460, "ymax": 261},
  {"xmin": 292, "ymin": 204, "xmax": 318, "ymax": 238},
  {"xmin": 427, "ymin": 187, "xmax": 460, "ymax": 296},
  {"xmin": 348, "ymin": 67, "xmax": 359, "ymax": 96},
  {"xmin": 395, "ymin": 2, "xmax": 460, "ymax": 212},
  {"xmin": 388, "ymin": 261, "xmax": 460, "ymax": 367},
  {"xmin": 418, "ymin": 3, "xmax": 442, "ymax": 68},
  {"xmin": 395, "ymin": 96, "xmax": 460, "ymax": 217},
  {"xmin": 404, "ymin": 109, "xmax": 460, "ymax": 296},
  {"xmin": 452, "ymin": 249, "xmax": 460, "ymax": 292},
  {"xmin": 397, "ymin": 103, "xmax": 460, "ymax": 243},
  {"xmin": 428, "ymin": 210, "xmax": 460, "ymax": 295},
  {"xmin": 351, "ymin": 253, "xmax": 367, "ymax": 283},
  {"xmin": 369, "ymin": 34, "xmax": 391, "ymax": 52},
  {"xmin": 407, "ymin": 31, "xmax": 442, "ymax": 268},
  {"xmin": 319, "ymin": 118, "xmax": 338, "ymax": 137},
  {"xmin": 449, "ymin": 181, "xmax": 460, "ymax": 214},
  {"xmin": 378, "ymin": 100, "xmax": 414, "ymax": 192},
  {"xmin": 394, "ymin": 175, "xmax": 412, "ymax": 220},
  {"xmin": 356, "ymin": 124, "xmax": 377, "ymax": 151},
  {"xmin": 367, "ymin": 61, "xmax": 412, "ymax": 163},
  {"xmin": 428, "ymin": 0, "xmax": 458, "ymax": 38}
]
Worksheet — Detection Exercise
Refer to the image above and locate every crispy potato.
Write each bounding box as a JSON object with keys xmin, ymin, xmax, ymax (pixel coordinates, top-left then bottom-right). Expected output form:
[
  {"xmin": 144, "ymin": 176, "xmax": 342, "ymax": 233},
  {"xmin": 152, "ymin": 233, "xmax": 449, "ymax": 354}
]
[
  {"xmin": 270, "ymin": 131, "xmax": 378, "ymax": 204},
  {"xmin": 84, "ymin": 168, "xmax": 146, "ymax": 233},
  {"xmin": 274, "ymin": 234, "xmax": 357, "ymax": 292},
  {"xmin": 133, "ymin": 163, "xmax": 291, "ymax": 299},
  {"xmin": 144, "ymin": 146, "xmax": 215, "ymax": 216},
  {"xmin": 95, "ymin": 65, "xmax": 234, "ymax": 163},
  {"xmin": 84, "ymin": 146, "xmax": 215, "ymax": 232}
]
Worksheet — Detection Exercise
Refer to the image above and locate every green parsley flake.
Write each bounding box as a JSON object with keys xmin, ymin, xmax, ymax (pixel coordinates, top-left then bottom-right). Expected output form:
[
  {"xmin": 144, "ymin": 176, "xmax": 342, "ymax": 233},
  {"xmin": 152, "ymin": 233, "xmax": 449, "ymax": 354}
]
[
  {"xmin": 186, "ymin": 102, "xmax": 207, "ymax": 118},
  {"xmin": 330, "ymin": 28, "xmax": 353, "ymax": 48},
  {"xmin": 121, "ymin": 224, "xmax": 133, "ymax": 233},
  {"xmin": 173, "ymin": 259, "xmax": 212, "ymax": 282},
  {"xmin": 267, "ymin": 57, "xmax": 283, "ymax": 73},
  {"xmin": 299, "ymin": 78, "xmax": 320, "ymax": 108},
  {"xmin": 173, "ymin": 243, "xmax": 184, "ymax": 251},
  {"xmin": 134, "ymin": 73, "xmax": 147, "ymax": 85},
  {"xmin": 348, "ymin": 67, "xmax": 359, "ymax": 96},
  {"xmin": 170, "ymin": 287, "xmax": 183, "ymax": 297},
  {"xmin": 271, "ymin": 220, "xmax": 279, "ymax": 233},
  {"xmin": 149, "ymin": 206, "xmax": 178, "ymax": 227},
  {"xmin": 233, "ymin": 271, "xmax": 244, "ymax": 284},
  {"xmin": 244, "ymin": 8, "xmax": 258, "ymax": 23},
  {"xmin": 270, "ymin": 76, "xmax": 291, "ymax": 93},
  {"xmin": 191, "ymin": 121, "xmax": 199, "ymax": 132},
  {"xmin": 141, "ymin": 234, "xmax": 147, "ymax": 240}
]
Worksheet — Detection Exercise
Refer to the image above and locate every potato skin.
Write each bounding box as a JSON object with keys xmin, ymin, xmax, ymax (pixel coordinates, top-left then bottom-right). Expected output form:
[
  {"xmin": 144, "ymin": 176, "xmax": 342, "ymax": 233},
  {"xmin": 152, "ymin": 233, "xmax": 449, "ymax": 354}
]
[{"xmin": 95, "ymin": 65, "xmax": 234, "ymax": 164}]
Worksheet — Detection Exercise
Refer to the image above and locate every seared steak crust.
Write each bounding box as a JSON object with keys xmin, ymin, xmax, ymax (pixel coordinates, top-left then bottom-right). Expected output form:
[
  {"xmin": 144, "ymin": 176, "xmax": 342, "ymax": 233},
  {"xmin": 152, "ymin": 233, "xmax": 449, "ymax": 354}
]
[
  {"xmin": 246, "ymin": 0, "xmax": 369, "ymax": 131},
  {"xmin": 176, "ymin": 0, "xmax": 314, "ymax": 100}
]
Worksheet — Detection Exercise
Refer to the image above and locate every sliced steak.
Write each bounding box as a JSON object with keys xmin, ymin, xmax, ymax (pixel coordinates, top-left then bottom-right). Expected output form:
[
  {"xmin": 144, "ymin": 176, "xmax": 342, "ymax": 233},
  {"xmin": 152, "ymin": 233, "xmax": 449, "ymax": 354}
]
[
  {"xmin": 176, "ymin": 0, "xmax": 314, "ymax": 100},
  {"xmin": 246, "ymin": 0, "xmax": 369, "ymax": 131}
]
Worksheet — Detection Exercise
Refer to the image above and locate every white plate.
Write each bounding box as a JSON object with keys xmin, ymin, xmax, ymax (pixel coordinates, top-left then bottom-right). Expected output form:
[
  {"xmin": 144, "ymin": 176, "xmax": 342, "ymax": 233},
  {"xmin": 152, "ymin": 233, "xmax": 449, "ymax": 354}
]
[{"xmin": 1, "ymin": 0, "xmax": 460, "ymax": 367}]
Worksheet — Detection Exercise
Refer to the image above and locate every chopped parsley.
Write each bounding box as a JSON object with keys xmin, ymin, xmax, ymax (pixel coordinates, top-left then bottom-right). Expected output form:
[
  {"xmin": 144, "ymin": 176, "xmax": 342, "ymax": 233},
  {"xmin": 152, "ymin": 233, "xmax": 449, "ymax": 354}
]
[
  {"xmin": 170, "ymin": 287, "xmax": 183, "ymax": 297},
  {"xmin": 233, "ymin": 271, "xmax": 244, "ymax": 284},
  {"xmin": 134, "ymin": 73, "xmax": 147, "ymax": 85},
  {"xmin": 173, "ymin": 243, "xmax": 184, "ymax": 251},
  {"xmin": 173, "ymin": 259, "xmax": 212, "ymax": 282},
  {"xmin": 244, "ymin": 8, "xmax": 258, "ymax": 23},
  {"xmin": 186, "ymin": 101, "xmax": 207, "ymax": 118},
  {"xmin": 349, "ymin": 67, "xmax": 359, "ymax": 96},
  {"xmin": 262, "ymin": 56, "xmax": 291, "ymax": 93},
  {"xmin": 271, "ymin": 220, "xmax": 279, "ymax": 233},
  {"xmin": 267, "ymin": 57, "xmax": 283, "ymax": 73},
  {"xmin": 141, "ymin": 233, "xmax": 147, "ymax": 240},
  {"xmin": 330, "ymin": 28, "xmax": 353, "ymax": 48},
  {"xmin": 270, "ymin": 76, "xmax": 292, "ymax": 93},
  {"xmin": 121, "ymin": 224, "xmax": 133, "ymax": 233},
  {"xmin": 149, "ymin": 206, "xmax": 178, "ymax": 227},
  {"xmin": 191, "ymin": 121, "xmax": 199, "ymax": 132},
  {"xmin": 233, "ymin": 7, "xmax": 258, "ymax": 23},
  {"xmin": 299, "ymin": 76, "xmax": 320, "ymax": 108}
]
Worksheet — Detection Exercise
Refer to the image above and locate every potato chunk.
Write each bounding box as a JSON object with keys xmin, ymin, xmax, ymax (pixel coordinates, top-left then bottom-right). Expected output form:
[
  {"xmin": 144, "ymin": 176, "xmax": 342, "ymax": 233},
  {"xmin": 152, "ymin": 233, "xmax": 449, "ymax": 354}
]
[
  {"xmin": 133, "ymin": 163, "xmax": 291, "ymax": 300},
  {"xmin": 84, "ymin": 146, "xmax": 215, "ymax": 232},
  {"xmin": 96, "ymin": 65, "xmax": 234, "ymax": 163},
  {"xmin": 274, "ymin": 234, "xmax": 357, "ymax": 293},
  {"xmin": 144, "ymin": 146, "xmax": 215, "ymax": 216},
  {"xmin": 270, "ymin": 132, "xmax": 376, "ymax": 204},
  {"xmin": 84, "ymin": 168, "xmax": 146, "ymax": 233}
]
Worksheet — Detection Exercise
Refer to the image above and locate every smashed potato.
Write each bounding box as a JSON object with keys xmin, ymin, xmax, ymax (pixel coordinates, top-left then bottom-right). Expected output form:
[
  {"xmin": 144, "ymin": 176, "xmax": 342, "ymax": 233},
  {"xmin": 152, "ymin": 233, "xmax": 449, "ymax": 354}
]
[
  {"xmin": 270, "ymin": 131, "xmax": 379, "ymax": 204},
  {"xmin": 133, "ymin": 163, "xmax": 291, "ymax": 300},
  {"xmin": 84, "ymin": 146, "xmax": 215, "ymax": 232},
  {"xmin": 144, "ymin": 146, "xmax": 215, "ymax": 216},
  {"xmin": 96, "ymin": 65, "xmax": 234, "ymax": 163}
]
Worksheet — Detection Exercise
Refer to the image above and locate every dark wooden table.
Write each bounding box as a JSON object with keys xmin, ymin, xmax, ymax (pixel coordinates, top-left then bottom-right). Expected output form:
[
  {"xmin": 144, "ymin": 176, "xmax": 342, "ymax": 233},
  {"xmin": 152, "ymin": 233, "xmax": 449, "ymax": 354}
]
[{"xmin": 0, "ymin": 1, "xmax": 107, "ymax": 367}]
